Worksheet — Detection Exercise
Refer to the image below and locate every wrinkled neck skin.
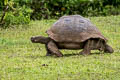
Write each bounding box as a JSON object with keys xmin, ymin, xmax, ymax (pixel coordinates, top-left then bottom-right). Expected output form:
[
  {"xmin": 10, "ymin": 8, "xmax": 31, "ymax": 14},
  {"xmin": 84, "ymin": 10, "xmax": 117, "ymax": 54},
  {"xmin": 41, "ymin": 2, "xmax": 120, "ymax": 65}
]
[
  {"xmin": 39, "ymin": 37, "xmax": 51, "ymax": 44},
  {"xmin": 31, "ymin": 36, "xmax": 51, "ymax": 44}
]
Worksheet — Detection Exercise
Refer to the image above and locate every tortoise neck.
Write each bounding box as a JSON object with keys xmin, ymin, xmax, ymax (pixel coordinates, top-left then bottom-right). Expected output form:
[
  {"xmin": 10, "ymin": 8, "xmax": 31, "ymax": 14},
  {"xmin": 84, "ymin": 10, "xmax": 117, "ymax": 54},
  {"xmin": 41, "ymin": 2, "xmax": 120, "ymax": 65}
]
[{"xmin": 41, "ymin": 37, "xmax": 51, "ymax": 44}]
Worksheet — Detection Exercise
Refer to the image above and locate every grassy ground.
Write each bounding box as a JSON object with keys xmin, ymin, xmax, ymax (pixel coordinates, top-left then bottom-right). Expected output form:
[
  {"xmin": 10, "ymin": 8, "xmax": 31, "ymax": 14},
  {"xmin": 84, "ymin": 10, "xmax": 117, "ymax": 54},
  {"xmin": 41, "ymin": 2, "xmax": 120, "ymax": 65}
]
[{"xmin": 0, "ymin": 15, "xmax": 120, "ymax": 80}]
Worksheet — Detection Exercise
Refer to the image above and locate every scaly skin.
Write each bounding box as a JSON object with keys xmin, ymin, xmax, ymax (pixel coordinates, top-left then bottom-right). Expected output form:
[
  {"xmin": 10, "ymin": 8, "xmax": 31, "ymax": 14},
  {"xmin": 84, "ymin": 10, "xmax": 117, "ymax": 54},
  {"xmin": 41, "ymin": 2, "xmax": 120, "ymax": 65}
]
[{"xmin": 31, "ymin": 36, "xmax": 114, "ymax": 57}]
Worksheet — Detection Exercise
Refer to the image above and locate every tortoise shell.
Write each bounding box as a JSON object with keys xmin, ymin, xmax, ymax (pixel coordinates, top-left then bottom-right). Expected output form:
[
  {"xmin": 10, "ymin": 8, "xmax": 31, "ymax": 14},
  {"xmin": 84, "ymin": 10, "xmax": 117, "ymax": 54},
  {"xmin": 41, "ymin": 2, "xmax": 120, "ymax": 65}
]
[{"xmin": 47, "ymin": 15, "xmax": 107, "ymax": 43}]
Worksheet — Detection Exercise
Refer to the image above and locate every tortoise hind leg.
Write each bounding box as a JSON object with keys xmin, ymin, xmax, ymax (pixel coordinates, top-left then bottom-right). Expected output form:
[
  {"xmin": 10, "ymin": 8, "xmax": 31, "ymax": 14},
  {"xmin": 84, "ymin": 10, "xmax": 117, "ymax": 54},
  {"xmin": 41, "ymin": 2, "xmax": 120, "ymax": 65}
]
[
  {"xmin": 80, "ymin": 40, "xmax": 91, "ymax": 55},
  {"xmin": 46, "ymin": 41, "xmax": 63, "ymax": 57},
  {"xmin": 104, "ymin": 44, "xmax": 114, "ymax": 53}
]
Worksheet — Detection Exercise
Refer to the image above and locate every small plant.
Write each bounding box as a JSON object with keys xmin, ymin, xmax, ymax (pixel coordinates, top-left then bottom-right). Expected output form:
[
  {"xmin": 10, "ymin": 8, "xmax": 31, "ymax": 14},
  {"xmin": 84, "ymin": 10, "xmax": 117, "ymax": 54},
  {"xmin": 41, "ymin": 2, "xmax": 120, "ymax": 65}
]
[
  {"xmin": 4, "ymin": 5, "xmax": 32, "ymax": 28},
  {"xmin": 0, "ymin": 0, "xmax": 32, "ymax": 28}
]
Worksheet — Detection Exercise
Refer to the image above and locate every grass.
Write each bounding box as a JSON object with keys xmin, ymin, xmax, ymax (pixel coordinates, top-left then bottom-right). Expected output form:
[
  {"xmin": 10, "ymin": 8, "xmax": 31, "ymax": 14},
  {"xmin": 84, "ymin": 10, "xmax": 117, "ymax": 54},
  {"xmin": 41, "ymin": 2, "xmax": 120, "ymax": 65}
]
[{"xmin": 0, "ymin": 15, "xmax": 120, "ymax": 80}]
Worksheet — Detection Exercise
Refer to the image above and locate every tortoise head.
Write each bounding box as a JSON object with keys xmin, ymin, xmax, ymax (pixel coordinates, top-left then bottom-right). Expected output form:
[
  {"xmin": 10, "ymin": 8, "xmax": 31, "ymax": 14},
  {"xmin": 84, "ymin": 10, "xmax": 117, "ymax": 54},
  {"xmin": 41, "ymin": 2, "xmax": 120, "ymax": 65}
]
[
  {"xmin": 104, "ymin": 44, "xmax": 114, "ymax": 53},
  {"xmin": 31, "ymin": 36, "xmax": 50, "ymax": 44}
]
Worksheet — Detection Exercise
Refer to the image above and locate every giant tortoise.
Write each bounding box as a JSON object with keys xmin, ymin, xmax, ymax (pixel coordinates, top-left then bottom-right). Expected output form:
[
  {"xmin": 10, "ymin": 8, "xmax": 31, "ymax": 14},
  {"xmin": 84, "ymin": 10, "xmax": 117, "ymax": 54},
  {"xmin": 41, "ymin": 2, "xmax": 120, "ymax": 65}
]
[{"xmin": 31, "ymin": 15, "xmax": 114, "ymax": 57}]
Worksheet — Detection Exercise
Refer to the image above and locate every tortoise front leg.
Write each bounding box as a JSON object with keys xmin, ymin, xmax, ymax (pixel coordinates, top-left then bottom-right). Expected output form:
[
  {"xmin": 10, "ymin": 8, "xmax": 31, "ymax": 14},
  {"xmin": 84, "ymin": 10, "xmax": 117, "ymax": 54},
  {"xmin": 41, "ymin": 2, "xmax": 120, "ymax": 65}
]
[
  {"xmin": 47, "ymin": 41, "xmax": 63, "ymax": 57},
  {"xmin": 80, "ymin": 40, "xmax": 91, "ymax": 55},
  {"xmin": 45, "ymin": 44, "xmax": 53, "ymax": 56}
]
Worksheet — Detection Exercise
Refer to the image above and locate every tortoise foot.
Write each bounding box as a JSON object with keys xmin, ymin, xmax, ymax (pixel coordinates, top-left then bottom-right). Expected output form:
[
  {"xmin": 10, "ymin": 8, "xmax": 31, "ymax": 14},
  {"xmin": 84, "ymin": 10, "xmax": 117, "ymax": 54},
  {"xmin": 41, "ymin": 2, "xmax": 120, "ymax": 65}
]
[
  {"xmin": 46, "ymin": 53, "xmax": 53, "ymax": 56},
  {"xmin": 56, "ymin": 53, "xmax": 63, "ymax": 57}
]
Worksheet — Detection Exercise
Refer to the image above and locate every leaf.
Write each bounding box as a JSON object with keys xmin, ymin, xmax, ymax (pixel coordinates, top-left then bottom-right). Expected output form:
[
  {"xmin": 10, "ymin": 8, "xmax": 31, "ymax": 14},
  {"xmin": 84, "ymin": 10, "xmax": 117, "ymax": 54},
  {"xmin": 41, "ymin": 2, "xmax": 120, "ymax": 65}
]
[{"xmin": 4, "ymin": 0, "xmax": 8, "ymax": 5}]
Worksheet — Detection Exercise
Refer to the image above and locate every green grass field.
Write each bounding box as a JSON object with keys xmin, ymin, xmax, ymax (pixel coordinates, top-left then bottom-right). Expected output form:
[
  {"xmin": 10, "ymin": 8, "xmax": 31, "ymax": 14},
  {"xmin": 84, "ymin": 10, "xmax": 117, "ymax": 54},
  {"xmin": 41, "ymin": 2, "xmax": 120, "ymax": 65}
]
[{"xmin": 0, "ymin": 15, "xmax": 120, "ymax": 80}]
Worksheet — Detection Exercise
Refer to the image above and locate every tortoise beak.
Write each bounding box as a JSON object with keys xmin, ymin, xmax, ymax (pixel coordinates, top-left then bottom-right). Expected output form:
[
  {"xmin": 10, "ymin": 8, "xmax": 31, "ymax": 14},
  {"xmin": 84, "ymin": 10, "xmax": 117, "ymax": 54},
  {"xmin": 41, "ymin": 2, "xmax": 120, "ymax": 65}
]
[{"xmin": 31, "ymin": 36, "xmax": 36, "ymax": 43}]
